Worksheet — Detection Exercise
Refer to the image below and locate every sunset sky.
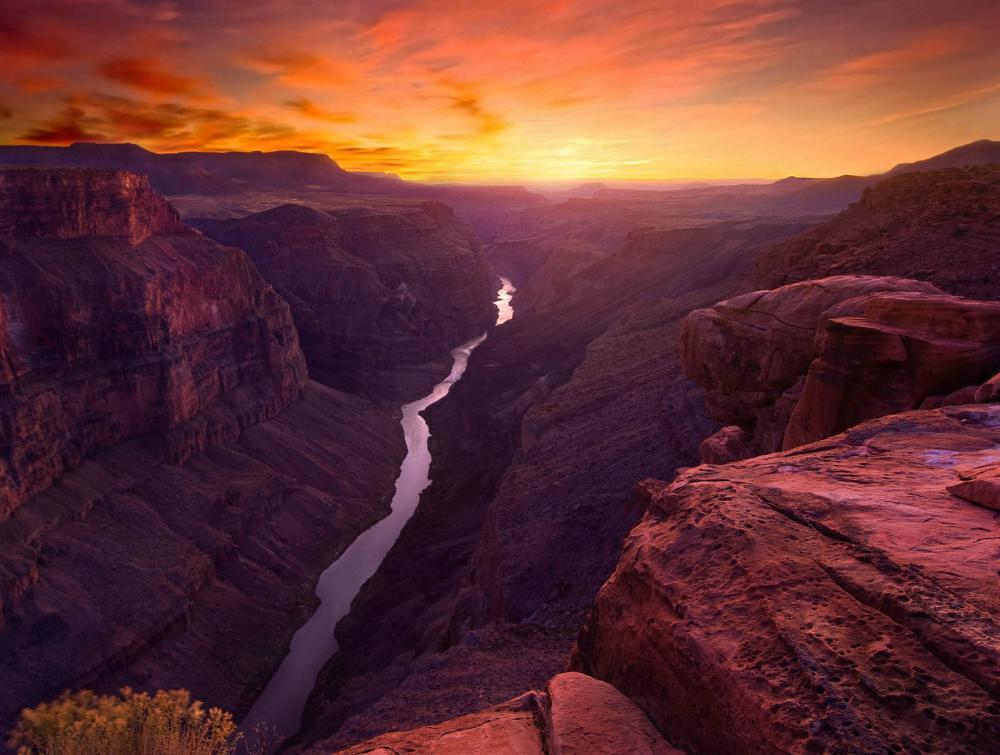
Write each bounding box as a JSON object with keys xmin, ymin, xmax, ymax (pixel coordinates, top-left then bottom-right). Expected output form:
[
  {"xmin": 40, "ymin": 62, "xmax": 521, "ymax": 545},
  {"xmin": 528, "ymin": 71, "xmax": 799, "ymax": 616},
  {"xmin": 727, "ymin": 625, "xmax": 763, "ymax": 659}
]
[{"xmin": 1, "ymin": 0, "xmax": 998, "ymax": 182}]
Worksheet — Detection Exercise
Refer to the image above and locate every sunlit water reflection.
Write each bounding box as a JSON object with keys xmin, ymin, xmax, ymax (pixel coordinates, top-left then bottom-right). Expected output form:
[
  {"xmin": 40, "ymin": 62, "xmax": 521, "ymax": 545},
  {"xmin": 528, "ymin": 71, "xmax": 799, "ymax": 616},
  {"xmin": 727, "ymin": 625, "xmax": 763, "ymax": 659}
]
[{"xmin": 241, "ymin": 278, "xmax": 515, "ymax": 748}]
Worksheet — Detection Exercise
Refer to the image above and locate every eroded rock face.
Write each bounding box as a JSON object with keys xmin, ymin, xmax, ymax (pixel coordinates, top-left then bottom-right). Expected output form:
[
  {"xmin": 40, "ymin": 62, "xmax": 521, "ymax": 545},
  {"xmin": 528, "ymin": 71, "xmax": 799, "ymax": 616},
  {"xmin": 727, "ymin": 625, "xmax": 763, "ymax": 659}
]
[
  {"xmin": 785, "ymin": 292, "xmax": 1000, "ymax": 448},
  {"xmin": 192, "ymin": 202, "xmax": 496, "ymax": 399},
  {"xmin": 0, "ymin": 168, "xmax": 183, "ymax": 244},
  {"xmin": 0, "ymin": 170, "xmax": 307, "ymax": 521},
  {"xmin": 327, "ymin": 673, "xmax": 680, "ymax": 755},
  {"xmin": 682, "ymin": 276, "xmax": 1000, "ymax": 452},
  {"xmin": 681, "ymin": 276, "xmax": 940, "ymax": 451},
  {"xmin": 0, "ymin": 170, "xmax": 404, "ymax": 735},
  {"xmin": 574, "ymin": 405, "xmax": 1000, "ymax": 754}
]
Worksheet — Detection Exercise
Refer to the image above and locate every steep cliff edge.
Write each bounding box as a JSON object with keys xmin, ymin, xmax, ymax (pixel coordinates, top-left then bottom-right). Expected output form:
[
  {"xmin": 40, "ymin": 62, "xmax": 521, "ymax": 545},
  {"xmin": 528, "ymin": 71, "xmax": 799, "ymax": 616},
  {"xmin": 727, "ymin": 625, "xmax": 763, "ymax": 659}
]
[
  {"xmin": 682, "ymin": 276, "xmax": 1000, "ymax": 455},
  {"xmin": 574, "ymin": 404, "xmax": 1000, "ymax": 754},
  {"xmin": 0, "ymin": 169, "xmax": 404, "ymax": 736},
  {"xmin": 192, "ymin": 202, "xmax": 496, "ymax": 400},
  {"xmin": 295, "ymin": 164, "xmax": 1000, "ymax": 752},
  {"xmin": 0, "ymin": 168, "xmax": 183, "ymax": 243}
]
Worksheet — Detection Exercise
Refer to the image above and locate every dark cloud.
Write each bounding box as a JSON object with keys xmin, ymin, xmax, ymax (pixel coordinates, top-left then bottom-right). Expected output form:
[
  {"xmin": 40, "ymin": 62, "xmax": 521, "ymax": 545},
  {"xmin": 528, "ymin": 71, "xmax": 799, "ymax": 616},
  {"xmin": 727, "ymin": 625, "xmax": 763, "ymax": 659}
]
[
  {"xmin": 97, "ymin": 57, "xmax": 203, "ymax": 96},
  {"xmin": 448, "ymin": 91, "xmax": 508, "ymax": 135},
  {"xmin": 17, "ymin": 92, "xmax": 306, "ymax": 150},
  {"xmin": 18, "ymin": 106, "xmax": 106, "ymax": 143},
  {"xmin": 0, "ymin": 19, "xmax": 73, "ymax": 61}
]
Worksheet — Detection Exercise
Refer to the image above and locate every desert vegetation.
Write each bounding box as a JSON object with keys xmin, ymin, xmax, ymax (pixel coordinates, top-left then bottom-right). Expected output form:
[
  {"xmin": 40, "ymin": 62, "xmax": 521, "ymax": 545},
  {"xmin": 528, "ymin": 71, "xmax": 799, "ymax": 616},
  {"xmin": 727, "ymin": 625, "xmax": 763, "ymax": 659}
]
[{"xmin": 9, "ymin": 688, "xmax": 254, "ymax": 755}]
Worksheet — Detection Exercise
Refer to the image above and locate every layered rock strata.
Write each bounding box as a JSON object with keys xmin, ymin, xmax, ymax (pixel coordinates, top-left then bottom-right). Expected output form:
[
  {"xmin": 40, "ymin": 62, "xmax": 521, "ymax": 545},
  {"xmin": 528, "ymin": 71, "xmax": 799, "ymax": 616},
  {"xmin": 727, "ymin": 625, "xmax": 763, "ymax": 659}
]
[
  {"xmin": 682, "ymin": 275, "xmax": 1000, "ymax": 452},
  {"xmin": 575, "ymin": 404, "xmax": 1000, "ymax": 755},
  {"xmin": 0, "ymin": 169, "xmax": 404, "ymax": 736},
  {"xmin": 193, "ymin": 202, "xmax": 496, "ymax": 399}
]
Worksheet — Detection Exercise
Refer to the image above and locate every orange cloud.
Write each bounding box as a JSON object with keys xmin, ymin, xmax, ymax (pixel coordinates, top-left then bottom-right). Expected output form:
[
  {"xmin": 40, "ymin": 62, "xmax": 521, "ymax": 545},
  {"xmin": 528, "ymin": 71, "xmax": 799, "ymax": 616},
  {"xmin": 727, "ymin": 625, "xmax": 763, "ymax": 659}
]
[
  {"xmin": 285, "ymin": 98, "xmax": 357, "ymax": 123},
  {"xmin": 446, "ymin": 84, "xmax": 508, "ymax": 136},
  {"xmin": 819, "ymin": 25, "xmax": 980, "ymax": 91},
  {"xmin": 241, "ymin": 49, "xmax": 357, "ymax": 88},
  {"xmin": 1, "ymin": 0, "xmax": 998, "ymax": 181}
]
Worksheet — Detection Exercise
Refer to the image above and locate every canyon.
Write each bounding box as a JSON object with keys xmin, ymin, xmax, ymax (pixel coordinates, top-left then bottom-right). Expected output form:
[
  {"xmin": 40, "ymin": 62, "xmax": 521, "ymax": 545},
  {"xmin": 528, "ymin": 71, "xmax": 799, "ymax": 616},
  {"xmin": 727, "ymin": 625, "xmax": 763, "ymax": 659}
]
[
  {"xmin": 0, "ymin": 142, "xmax": 997, "ymax": 754},
  {"xmin": 297, "ymin": 159, "xmax": 1000, "ymax": 752},
  {"xmin": 190, "ymin": 201, "xmax": 496, "ymax": 400},
  {"xmin": 0, "ymin": 165, "xmax": 500, "ymax": 747}
]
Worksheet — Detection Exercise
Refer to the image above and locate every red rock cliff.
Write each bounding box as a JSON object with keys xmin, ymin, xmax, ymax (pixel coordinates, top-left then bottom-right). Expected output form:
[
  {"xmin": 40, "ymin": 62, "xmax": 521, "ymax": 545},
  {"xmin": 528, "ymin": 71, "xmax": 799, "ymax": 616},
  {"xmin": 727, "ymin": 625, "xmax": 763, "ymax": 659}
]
[
  {"xmin": 574, "ymin": 404, "xmax": 1000, "ymax": 754},
  {"xmin": 682, "ymin": 275, "xmax": 1000, "ymax": 454},
  {"xmin": 752, "ymin": 166, "xmax": 1000, "ymax": 301},
  {"xmin": 0, "ymin": 168, "xmax": 307, "ymax": 521},
  {"xmin": 192, "ymin": 201, "xmax": 497, "ymax": 400},
  {"xmin": 0, "ymin": 168, "xmax": 183, "ymax": 244},
  {"xmin": 0, "ymin": 169, "xmax": 405, "ymax": 737}
]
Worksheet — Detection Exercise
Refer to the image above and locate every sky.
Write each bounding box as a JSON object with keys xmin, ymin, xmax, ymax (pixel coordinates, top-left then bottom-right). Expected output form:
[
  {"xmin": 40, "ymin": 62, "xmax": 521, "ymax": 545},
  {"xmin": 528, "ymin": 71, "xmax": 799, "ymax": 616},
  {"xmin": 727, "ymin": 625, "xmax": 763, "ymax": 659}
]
[{"xmin": 0, "ymin": 0, "xmax": 998, "ymax": 182}]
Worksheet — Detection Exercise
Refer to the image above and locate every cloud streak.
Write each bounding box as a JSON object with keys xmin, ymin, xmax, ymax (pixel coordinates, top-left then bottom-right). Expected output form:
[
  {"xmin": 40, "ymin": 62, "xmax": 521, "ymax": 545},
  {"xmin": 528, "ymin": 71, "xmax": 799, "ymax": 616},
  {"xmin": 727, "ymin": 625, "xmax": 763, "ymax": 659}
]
[
  {"xmin": 0, "ymin": 0, "xmax": 998, "ymax": 180},
  {"xmin": 98, "ymin": 57, "xmax": 205, "ymax": 97}
]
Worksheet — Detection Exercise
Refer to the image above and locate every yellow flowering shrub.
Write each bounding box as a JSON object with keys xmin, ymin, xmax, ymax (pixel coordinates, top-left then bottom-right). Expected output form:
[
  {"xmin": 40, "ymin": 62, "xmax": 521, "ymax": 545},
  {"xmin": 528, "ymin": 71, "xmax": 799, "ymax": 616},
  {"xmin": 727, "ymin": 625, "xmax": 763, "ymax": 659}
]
[{"xmin": 9, "ymin": 688, "xmax": 252, "ymax": 755}]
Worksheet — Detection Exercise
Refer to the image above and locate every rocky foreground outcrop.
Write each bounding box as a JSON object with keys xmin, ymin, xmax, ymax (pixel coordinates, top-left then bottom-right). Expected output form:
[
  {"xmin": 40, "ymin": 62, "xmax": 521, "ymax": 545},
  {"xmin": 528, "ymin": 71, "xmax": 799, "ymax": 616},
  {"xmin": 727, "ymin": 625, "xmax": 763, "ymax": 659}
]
[
  {"xmin": 683, "ymin": 275, "xmax": 1000, "ymax": 456},
  {"xmin": 0, "ymin": 169, "xmax": 404, "ymax": 736},
  {"xmin": 193, "ymin": 202, "xmax": 497, "ymax": 399},
  {"xmin": 574, "ymin": 404, "xmax": 1000, "ymax": 754},
  {"xmin": 328, "ymin": 672, "xmax": 681, "ymax": 755}
]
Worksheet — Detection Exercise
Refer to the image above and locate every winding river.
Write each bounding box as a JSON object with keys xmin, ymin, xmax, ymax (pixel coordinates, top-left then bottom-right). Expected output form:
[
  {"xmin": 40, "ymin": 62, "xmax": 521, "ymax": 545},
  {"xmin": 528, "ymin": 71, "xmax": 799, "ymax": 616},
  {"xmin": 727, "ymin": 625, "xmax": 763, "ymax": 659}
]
[{"xmin": 242, "ymin": 277, "xmax": 516, "ymax": 746}]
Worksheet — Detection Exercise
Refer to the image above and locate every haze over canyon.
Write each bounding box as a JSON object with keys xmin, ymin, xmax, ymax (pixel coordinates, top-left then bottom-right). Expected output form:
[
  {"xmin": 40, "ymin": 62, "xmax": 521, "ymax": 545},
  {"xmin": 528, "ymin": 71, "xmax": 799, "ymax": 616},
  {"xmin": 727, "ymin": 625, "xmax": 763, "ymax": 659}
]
[{"xmin": 1, "ymin": 2, "xmax": 1000, "ymax": 754}]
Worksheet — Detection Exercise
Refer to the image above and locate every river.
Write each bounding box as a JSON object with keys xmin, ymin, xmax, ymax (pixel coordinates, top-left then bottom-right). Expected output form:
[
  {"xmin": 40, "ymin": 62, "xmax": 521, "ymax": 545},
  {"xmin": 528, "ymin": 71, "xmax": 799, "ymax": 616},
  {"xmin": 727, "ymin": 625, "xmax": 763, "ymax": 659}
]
[{"xmin": 241, "ymin": 277, "xmax": 516, "ymax": 747}]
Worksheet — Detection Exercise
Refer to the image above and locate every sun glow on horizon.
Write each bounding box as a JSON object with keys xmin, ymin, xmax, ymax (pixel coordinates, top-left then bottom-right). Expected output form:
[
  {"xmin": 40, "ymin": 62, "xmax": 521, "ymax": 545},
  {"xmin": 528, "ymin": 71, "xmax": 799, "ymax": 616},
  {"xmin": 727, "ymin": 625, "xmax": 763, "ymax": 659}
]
[{"xmin": 0, "ymin": 0, "xmax": 998, "ymax": 182}]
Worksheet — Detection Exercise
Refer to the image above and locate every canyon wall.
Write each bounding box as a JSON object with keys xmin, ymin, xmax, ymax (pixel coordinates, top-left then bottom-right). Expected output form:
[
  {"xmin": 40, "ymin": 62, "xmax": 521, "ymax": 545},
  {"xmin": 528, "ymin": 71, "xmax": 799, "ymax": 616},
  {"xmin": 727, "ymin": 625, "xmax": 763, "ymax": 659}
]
[
  {"xmin": 753, "ymin": 165, "xmax": 1000, "ymax": 300},
  {"xmin": 193, "ymin": 201, "xmax": 497, "ymax": 400},
  {"xmin": 569, "ymin": 167, "xmax": 1000, "ymax": 753},
  {"xmin": 0, "ymin": 168, "xmax": 306, "ymax": 520},
  {"xmin": 299, "ymin": 216, "xmax": 815, "ymax": 748},
  {"xmin": 0, "ymin": 169, "xmax": 405, "ymax": 736},
  {"xmin": 297, "ymin": 162, "xmax": 1000, "ymax": 752}
]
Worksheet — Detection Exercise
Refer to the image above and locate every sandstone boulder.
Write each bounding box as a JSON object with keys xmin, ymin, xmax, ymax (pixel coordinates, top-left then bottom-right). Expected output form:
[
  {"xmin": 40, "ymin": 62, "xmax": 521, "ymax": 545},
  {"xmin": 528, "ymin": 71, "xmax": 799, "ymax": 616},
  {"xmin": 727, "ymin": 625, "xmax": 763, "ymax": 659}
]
[
  {"xmin": 574, "ymin": 405, "xmax": 1000, "ymax": 754},
  {"xmin": 546, "ymin": 672, "xmax": 683, "ymax": 755},
  {"xmin": 683, "ymin": 276, "xmax": 1000, "ymax": 452},
  {"xmin": 334, "ymin": 696, "xmax": 544, "ymax": 755},
  {"xmin": 784, "ymin": 292, "xmax": 1000, "ymax": 448},
  {"xmin": 331, "ymin": 673, "xmax": 681, "ymax": 755},
  {"xmin": 975, "ymin": 371, "xmax": 1000, "ymax": 403},
  {"xmin": 698, "ymin": 425, "xmax": 754, "ymax": 464}
]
